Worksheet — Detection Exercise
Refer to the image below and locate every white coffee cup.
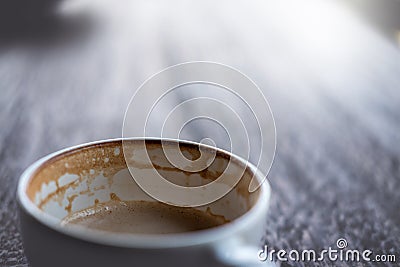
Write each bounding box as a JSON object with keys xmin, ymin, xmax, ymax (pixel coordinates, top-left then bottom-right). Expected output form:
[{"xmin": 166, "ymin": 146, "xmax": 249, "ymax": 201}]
[{"xmin": 17, "ymin": 138, "xmax": 274, "ymax": 267}]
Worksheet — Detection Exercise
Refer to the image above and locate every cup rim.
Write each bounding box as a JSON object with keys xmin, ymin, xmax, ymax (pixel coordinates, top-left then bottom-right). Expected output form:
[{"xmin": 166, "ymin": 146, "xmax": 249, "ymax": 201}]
[{"xmin": 17, "ymin": 138, "xmax": 271, "ymax": 249}]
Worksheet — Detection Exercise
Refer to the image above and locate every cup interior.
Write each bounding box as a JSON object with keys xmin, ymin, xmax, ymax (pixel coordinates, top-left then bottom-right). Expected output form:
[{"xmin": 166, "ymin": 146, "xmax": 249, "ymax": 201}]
[{"xmin": 23, "ymin": 139, "xmax": 262, "ymax": 233}]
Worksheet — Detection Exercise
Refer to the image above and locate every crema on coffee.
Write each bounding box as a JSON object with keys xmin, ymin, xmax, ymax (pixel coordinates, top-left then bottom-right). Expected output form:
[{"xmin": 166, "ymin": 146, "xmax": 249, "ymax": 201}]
[{"xmin": 61, "ymin": 200, "xmax": 228, "ymax": 234}]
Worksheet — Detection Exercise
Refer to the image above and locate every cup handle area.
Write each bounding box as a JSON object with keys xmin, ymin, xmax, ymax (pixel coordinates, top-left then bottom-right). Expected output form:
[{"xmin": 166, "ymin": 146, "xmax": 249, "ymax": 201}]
[{"xmin": 213, "ymin": 239, "xmax": 277, "ymax": 267}]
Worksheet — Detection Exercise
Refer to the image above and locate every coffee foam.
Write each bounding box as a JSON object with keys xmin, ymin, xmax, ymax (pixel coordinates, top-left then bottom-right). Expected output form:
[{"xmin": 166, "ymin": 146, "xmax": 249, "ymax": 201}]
[
  {"xmin": 61, "ymin": 200, "xmax": 230, "ymax": 234},
  {"xmin": 27, "ymin": 139, "xmax": 260, "ymax": 223}
]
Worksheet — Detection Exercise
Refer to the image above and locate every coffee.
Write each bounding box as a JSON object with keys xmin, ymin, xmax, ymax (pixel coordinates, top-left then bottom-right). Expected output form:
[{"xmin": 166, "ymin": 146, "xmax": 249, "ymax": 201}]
[{"xmin": 61, "ymin": 200, "xmax": 228, "ymax": 234}]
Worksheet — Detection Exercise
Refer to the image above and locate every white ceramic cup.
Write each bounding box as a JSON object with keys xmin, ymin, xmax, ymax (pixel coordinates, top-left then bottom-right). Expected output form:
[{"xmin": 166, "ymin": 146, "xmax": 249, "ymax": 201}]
[{"xmin": 17, "ymin": 138, "xmax": 274, "ymax": 267}]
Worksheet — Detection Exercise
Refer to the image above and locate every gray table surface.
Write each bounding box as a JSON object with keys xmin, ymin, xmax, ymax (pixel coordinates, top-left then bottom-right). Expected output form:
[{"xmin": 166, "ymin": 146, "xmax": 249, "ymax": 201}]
[{"xmin": 0, "ymin": 1, "xmax": 399, "ymax": 266}]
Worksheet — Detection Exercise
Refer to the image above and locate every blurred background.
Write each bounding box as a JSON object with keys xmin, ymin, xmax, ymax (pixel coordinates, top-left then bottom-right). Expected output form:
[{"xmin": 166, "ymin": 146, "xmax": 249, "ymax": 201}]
[{"xmin": 1, "ymin": 0, "xmax": 399, "ymax": 266}]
